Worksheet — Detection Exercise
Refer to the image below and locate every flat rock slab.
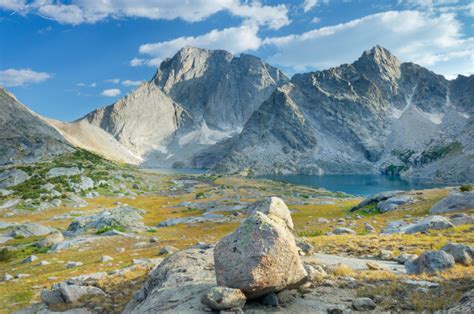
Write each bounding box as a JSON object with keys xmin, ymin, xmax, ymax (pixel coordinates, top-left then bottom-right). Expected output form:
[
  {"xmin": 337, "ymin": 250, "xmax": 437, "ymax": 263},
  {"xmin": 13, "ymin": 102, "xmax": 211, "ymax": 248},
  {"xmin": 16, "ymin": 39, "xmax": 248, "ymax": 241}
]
[{"xmin": 311, "ymin": 253, "xmax": 406, "ymax": 274}]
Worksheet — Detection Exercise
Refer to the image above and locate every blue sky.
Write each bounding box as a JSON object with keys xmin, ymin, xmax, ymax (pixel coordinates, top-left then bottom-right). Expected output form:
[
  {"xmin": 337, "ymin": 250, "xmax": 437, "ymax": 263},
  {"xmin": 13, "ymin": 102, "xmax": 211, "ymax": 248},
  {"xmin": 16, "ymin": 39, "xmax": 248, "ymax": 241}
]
[{"xmin": 0, "ymin": 0, "xmax": 472, "ymax": 121}]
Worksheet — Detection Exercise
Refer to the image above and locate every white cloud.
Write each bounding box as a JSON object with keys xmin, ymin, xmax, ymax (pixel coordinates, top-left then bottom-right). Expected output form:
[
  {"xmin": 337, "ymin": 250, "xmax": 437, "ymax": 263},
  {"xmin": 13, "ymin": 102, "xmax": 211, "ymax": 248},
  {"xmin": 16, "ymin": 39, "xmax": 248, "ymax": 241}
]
[
  {"xmin": 89, "ymin": 82, "xmax": 96, "ymax": 87},
  {"xmin": 136, "ymin": 23, "xmax": 261, "ymax": 66},
  {"xmin": 130, "ymin": 58, "xmax": 146, "ymax": 67},
  {"xmin": 311, "ymin": 17, "xmax": 321, "ymax": 23},
  {"xmin": 303, "ymin": 0, "xmax": 318, "ymax": 12},
  {"xmin": 122, "ymin": 80, "xmax": 142, "ymax": 87},
  {"xmin": 0, "ymin": 1, "xmax": 289, "ymax": 28},
  {"xmin": 262, "ymin": 10, "xmax": 474, "ymax": 77},
  {"xmin": 76, "ymin": 82, "xmax": 86, "ymax": 87},
  {"xmin": 0, "ymin": 68, "xmax": 51, "ymax": 87},
  {"xmin": 101, "ymin": 88, "xmax": 121, "ymax": 97},
  {"xmin": 106, "ymin": 78, "xmax": 120, "ymax": 84}
]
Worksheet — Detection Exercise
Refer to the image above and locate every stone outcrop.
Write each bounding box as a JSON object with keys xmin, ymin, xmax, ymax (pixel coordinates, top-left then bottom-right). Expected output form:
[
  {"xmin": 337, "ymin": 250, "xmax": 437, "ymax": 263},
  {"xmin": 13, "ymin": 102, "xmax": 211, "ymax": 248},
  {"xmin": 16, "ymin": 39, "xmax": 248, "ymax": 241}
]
[
  {"xmin": 382, "ymin": 215, "xmax": 454, "ymax": 234},
  {"xmin": 440, "ymin": 243, "xmax": 474, "ymax": 265},
  {"xmin": 429, "ymin": 191, "xmax": 474, "ymax": 214},
  {"xmin": 405, "ymin": 250, "xmax": 455, "ymax": 274}
]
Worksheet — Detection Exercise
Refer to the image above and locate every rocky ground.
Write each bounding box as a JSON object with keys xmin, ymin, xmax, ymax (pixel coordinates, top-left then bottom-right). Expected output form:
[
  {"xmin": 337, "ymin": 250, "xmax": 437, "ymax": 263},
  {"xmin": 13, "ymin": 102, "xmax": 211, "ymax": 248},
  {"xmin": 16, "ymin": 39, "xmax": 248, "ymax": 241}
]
[{"xmin": 0, "ymin": 152, "xmax": 473, "ymax": 313}]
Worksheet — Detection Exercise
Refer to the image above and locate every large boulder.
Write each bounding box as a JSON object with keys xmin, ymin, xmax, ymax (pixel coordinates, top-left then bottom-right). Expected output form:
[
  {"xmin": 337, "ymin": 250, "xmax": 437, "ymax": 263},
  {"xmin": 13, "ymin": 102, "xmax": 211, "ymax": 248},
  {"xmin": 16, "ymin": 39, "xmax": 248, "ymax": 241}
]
[
  {"xmin": 405, "ymin": 250, "xmax": 455, "ymax": 274},
  {"xmin": 67, "ymin": 205, "xmax": 146, "ymax": 233},
  {"xmin": 440, "ymin": 243, "xmax": 474, "ymax": 265},
  {"xmin": 41, "ymin": 282, "xmax": 106, "ymax": 305},
  {"xmin": 9, "ymin": 223, "xmax": 57, "ymax": 238},
  {"xmin": 382, "ymin": 216, "xmax": 454, "ymax": 234},
  {"xmin": 378, "ymin": 195, "xmax": 413, "ymax": 212},
  {"xmin": 46, "ymin": 167, "xmax": 82, "ymax": 178},
  {"xmin": 429, "ymin": 192, "xmax": 474, "ymax": 214},
  {"xmin": 124, "ymin": 245, "xmax": 216, "ymax": 313},
  {"xmin": 36, "ymin": 231, "xmax": 64, "ymax": 248},
  {"xmin": 70, "ymin": 176, "xmax": 94, "ymax": 193},
  {"xmin": 350, "ymin": 191, "xmax": 403, "ymax": 212},
  {"xmin": 247, "ymin": 197, "xmax": 294, "ymax": 230},
  {"xmin": 447, "ymin": 289, "xmax": 474, "ymax": 313},
  {"xmin": 0, "ymin": 169, "xmax": 29, "ymax": 188},
  {"xmin": 214, "ymin": 211, "xmax": 307, "ymax": 299}
]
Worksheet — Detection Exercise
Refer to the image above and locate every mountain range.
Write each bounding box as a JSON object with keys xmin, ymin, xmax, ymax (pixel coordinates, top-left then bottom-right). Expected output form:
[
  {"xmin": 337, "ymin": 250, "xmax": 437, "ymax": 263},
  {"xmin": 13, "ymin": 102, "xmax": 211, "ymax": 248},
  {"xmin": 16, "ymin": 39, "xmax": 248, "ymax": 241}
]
[{"xmin": 1, "ymin": 46, "xmax": 472, "ymax": 183}]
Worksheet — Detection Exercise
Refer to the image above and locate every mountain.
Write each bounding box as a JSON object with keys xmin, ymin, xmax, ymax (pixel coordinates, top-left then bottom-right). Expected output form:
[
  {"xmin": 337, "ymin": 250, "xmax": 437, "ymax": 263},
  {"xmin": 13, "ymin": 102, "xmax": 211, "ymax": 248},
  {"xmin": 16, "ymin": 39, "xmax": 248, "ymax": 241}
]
[
  {"xmin": 72, "ymin": 46, "xmax": 289, "ymax": 167},
  {"xmin": 0, "ymin": 87, "xmax": 73, "ymax": 165},
  {"xmin": 199, "ymin": 46, "xmax": 473, "ymax": 183}
]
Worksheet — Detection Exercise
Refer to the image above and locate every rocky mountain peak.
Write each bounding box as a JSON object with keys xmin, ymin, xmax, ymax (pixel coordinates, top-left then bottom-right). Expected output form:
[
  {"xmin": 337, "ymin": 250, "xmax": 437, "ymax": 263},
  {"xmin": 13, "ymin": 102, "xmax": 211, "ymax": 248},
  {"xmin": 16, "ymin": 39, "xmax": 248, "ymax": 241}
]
[{"xmin": 354, "ymin": 45, "xmax": 401, "ymax": 81}]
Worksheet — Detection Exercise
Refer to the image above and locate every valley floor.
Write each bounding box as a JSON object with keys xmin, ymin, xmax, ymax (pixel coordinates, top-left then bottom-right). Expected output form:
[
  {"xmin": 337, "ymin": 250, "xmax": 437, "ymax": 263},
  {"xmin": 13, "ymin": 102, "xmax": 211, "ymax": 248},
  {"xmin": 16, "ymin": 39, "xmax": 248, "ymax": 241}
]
[{"xmin": 0, "ymin": 162, "xmax": 473, "ymax": 313}]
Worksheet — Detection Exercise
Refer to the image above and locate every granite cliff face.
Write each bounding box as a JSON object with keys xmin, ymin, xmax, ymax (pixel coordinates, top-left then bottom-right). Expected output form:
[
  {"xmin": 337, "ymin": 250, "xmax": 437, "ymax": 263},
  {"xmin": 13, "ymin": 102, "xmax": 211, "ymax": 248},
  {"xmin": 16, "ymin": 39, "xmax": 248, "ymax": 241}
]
[
  {"xmin": 0, "ymin": 87, "xmax": 73, "ymax": 165},
  {"xmin": 202, "ymin": 46, "xmax": 472, "ymax": 183},
  {"xmin": 76, "ymin": 47, "xmax": 288, "ymax": 167}
]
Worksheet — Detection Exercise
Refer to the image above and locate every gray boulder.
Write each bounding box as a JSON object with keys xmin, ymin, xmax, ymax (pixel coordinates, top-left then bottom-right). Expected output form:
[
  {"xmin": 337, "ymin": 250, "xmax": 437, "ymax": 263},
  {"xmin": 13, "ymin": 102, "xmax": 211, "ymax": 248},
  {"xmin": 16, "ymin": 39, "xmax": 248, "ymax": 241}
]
[
  {"xmin": 124, "ymin": 246, "xmax": 216, "ymax": 313},
  {"xmin": 429, "ymin": 192, "xmax": 474, "ymax": 214},
  {"xmin": 352, "ymin": 297, "xmax": 376, "ymax": 311},
  {"xmin": 406, "ymin": 250, "xmax": 455, "ymax": 274},
  {"xmin": 9, "ymin": 223, "xmax": 57, "ymax": 238},
  {"xmin": 378, "ymin": 195, "xmax": 413, "ymax": 212},
  {"xmin": 441, "ymin": 243, "xmax": 474, "ymax": 265},
  {"xmin": 333, "ymin": 227, "xmax": 356, "ymax": 235},
  {"xmin": 364, "ymin": 223, "xmax": 376, "ymax": 233},
  {"xmin": 67, "ymin": 205, "xmax": 146, "ymax": 233},
  {"xmin": 214, "ymin": 211, "xmax": 307, "ymax": 299},
  {"xmin": 22, "ymin": 255, "xmax": 38, "ymax": 264},
  {"xmin": 382, "ymin": 216, "xmax": 454, "ymax": 234},
  {"xmin": 447, "ymin": 289, "xmax": 474, "ymax": 313},
  {"xmin": 41, "ymin": 282, "xmax": 106, "ymax": 305},
  {"xmin": 46, "ymin": 167, "xmax": 82, "ymax": 178},
  {"xmin": 0, "ymin": 169, "xmax": 29, "ymax": 188},
  {"xmin": 201, "ymin": 286, "xmax": 247, "ymax": 310},
  {"xmin": 350, "ymin": 191, "xmax": 403, "ymax": 212},
  {"xmin": 70, "ymin": 176, "xmax": 94, "ymax": 192},
  {"xmin": 247, "ymin": 197, "xmax": 294, "ymax": 230},
  {"xmin": 36, "ymin": 232, "xmax": 64, "ymax": 248}
]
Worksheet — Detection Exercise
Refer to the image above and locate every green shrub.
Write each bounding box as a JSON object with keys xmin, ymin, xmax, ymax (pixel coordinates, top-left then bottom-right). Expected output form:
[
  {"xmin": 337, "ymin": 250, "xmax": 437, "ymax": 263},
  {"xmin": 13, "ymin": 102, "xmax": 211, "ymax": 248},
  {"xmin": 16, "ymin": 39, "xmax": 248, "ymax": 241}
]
[
  {"xmin": 460, "ymin": 185, "xmax": 473, "ymax": 192},
  {"xmin": 195, "ymin": 192, "xmax": 206, "ymax": 199},
  {"xmin": 96, "ymin": 224, "xmax": 126, "ymax": 235}
]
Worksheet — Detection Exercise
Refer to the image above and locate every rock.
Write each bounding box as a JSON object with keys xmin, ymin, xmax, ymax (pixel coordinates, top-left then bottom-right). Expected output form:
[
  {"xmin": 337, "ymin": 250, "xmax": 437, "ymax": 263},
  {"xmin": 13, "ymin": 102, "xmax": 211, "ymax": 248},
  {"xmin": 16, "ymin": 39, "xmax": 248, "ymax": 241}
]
[
  {"xmin": 159, "ymin": 246, "xmax": 178, "ymax": 255},
  {"xmin": 379, "ymin": 250, "xmax": 393, "ymax": 261},
  {"xmin": 333, "ymin": 227, "xmax": 356, "ymax": 235},
  {"xmin": 67, "ymin": 205, "xmax": 146, "ymax": 233},
  {"xmin": 124, "ymin": 246, "xmax": 215, "ymax": 313},
  {"xmin": 41, "ymin": 282, "xmax": 106, "ymax": 305},
  {"xmin": 261, "ymin": 293, "xmax": 279, "ymax": 307},
  {"xmin": 397, "ymin": 253, "xmax": 417, "ymax": 264},
  {"xmin": 449, "ymin": 213, "xmax": 474, "ymax": 226},
  {"xmin": 10, "ymin": 223, "xmax": 57, "ymax": 238},
  {"xmin": 51, "ymin": 198, "xmax": 62, "ymax": 207},
  {"xmin": 247, "ymin": 197, "xmax": 294, "ymax": 230},
  {"xmin": 366, "ymin": 261, "xmax": 384, "ymax": 270},
  {"xmin": 429, "ymin": 192, "xmax": 474, "ymax": 214},
  {"xmin": 378, "ymin": 195, "xmax": 413, "ymax": 212},
  {"xmin": 440, "ymin": 243, "xmax": 474, "ymax": 265},
  {"xmin": 16, "ymin": 273, "xmax": 29, "ymax": 278},
  {"xmin": 402, "ymin": 279, "xmax": 439, "ymax": 288},
  {"xmin": 38, "ymin": 260, "xmax": 50, "ymax": 266},
  {"xmin": 200, "ymin": 286, "xmax": 247, "ymax": 310},
  {"xmin": 382, "ymin": 216, "xmax": 454, "ymax": 234},
  {"xmin": 447, "ymin": 289, "xmax": 474, "ymax": 313},
  {"xmin": 36, "ymin": 231, "xmax": 64, "ymax": 248},
  {"xmin": 364, "ymin": 222, "xmax": 376, "ymax": 233},
  {"xmin": 67, "ymin": 195, "xmax": 88, "ymax": 208},
  {"xmin": 3, "ymin": 273, "xmax": 13, "ymax": 281},
  {"xmin": 116, "ymin": 248, "xmax": 125, "ymax": 253},
  {"xmin": 0, "ymin": 199, "xmax": 19, "ymax": 210},
  {"xmin": 304, "ymin": 264, "xmax": 326, "ymax": 281},
  {"xmin": 0, "ymin": 169, "xmax": 29, "ymax": 188},
  {"xmin": 350, "ymin": 191, "xmax": 403, "ymax": 212},
  {"xmin": 214, "ymin": 211, "xmax": 307, "ymax": 299},
  {"xmin": 0, "ymin": 189, "xmax": 13, "ymax": 196},
  {"xmin": 157, "ymin": 213, "xmax": 224, "ymax": 227},
  {"xmin": 46, "ymin": 167, "xmax": 82, "ymax": 178},
  {"xmin": 22, "ymin": 255, "xmax": 38, "ymax": 264},
  {"xmin": 150, "ymin": 237, "xmax": 159, "ymax": 243},
  {"xmin": 66, "ymin": 261, "xmax": 84, "ymax": 269},
  {"xmin": 406, "ymin": 250, "xmax": 455, "ymax": 274},
  {"xmin": 100, "ymin": 255, "xmax": 114, "ymax": 263},
  {"xmin": 296, "ymin": 238, "xmax": 314, "ymax": 255},
  {"xmin": 318, "ymin": 218, "xmax": 330, "ymax": 223},
  {"xmin": 71, "ymin": 176, "xmax": 94, "ymax": 192},
  {"xmin": 352, "ymin": 297, "xmax": 376, "ymax": 311}
]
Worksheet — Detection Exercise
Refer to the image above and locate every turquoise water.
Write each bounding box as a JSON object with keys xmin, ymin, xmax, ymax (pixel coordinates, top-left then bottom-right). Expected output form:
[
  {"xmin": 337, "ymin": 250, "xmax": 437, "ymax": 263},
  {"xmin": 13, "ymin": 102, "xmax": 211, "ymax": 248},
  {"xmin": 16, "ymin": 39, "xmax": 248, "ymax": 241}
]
[{"xmin": 261, "ymin": 174, "xmax": 445, "ymax": 196}]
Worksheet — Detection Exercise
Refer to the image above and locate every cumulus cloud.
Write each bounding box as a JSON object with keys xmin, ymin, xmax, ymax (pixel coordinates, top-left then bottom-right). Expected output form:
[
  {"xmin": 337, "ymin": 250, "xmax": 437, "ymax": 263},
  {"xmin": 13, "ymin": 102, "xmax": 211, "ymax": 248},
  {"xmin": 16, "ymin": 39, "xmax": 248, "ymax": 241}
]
[
  {"xmin": 262, "ymin": 10, "xmax": 474, "ymax": 77},
  {"xmin": 101, "ymin": 88, "xmax": 121, "ymax": 97},
  {"xmin": 0, "ymin": 0, "xmax": 289, "ymax": 28},
  {"xmin": 136, "ymin": 23, "xmax": 261, "ymax": 66},
  {"xmin": 122, "ymin": 80, "xmax": 142, "ymax": 87},
  {"xmin": 303, "ymin": 0, "xmax": 318, "ymax": 12},
  {"xmin": 0, "ymin": 68, "xmax": 51, "ymax": 87}
]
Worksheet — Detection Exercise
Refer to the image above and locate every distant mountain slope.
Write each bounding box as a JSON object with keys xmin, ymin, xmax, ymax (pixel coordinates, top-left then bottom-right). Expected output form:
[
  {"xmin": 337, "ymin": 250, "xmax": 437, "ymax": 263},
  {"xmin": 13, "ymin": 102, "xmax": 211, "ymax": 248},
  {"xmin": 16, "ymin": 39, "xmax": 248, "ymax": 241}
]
[
  {"xmin": 72, "ymin": 47, "xmax": 288, "ymax": 167},
  {"xmin": 204, "ymin": 46, "xmax": 473, "ymax": 183},
  {"xmin": 0, "ymin": 87, "xmax": 73, "ymax": 165}
]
